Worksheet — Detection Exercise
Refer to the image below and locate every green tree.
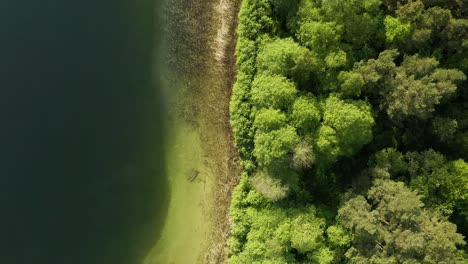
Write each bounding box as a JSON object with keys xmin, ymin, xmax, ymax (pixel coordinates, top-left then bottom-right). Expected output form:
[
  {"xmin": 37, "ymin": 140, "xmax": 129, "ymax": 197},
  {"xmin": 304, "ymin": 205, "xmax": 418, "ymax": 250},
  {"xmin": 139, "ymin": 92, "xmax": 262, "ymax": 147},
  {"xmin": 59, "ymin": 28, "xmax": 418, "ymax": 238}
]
[
  {"xmin": 289, "ymin": 94, "xmax": 321, "ymax": 134},
  {"xmin": 369, "ymin": 148, "xmax": 407, "ymax": 179},
  {"xmin": 338, "ymin": 71, "xmax": 365, "ymax": 97},
  {"xmin": 406, "ymin": 150, "xmax": 468, "ymax": 216},
  {"xmin": 384, "ymin": 16, "xmax": 412, "ymax": 43},
  {"xmin": 317, "ymin": 96, "xmax": 374, "ymax": 162},
  {"xmin": 296, "ymin": 21, "xmax": 342, "ymax": 58},
  {"xmin": 352, "ymin": 50, "xmax": 466, "ymax": 120},
  {"xmin": 237, "ymin": 0, "xmax": 277, "ymax": 40},
  {"xmin": 229, "ymin": 205, "xmax": 336, "ymax": 264},
  {"xmin": 253, "ymin": 126, "xmax": 299, "ymax": 168},
  {"xmin": 320, "ymin": 0, "xmax": 384, "ymax": 60},
  {"xmin": 251, "ymin": 73, "xmax": 297, "ymax": 110},
  {"xmin": 251, "ymin": 170, "xmax": 289, "ymax": 202},
  {"xmin": 257, "ymin": 38, "xmax": 319, "ymax": 86},
  {"xmin": 432, "ymin": 116, "xmax": 458, "ymax": 142},
  {"xmin": 385, "ymin": 60, "xmax": 466, "ymax": 119},
  {"xmin": 291, "ymin": 140, "xmax": 315, "ymax": 170},
  {"xmin": 352, "ymin": 49, "xmax": 400, "ymax": 90},
  {"xmin": 254, "ymin": 108, "xmax": 287, "ymax": 132},
  {"xmin": 338, "ymin": 179, "xmax": 466, "ymax": 263}
]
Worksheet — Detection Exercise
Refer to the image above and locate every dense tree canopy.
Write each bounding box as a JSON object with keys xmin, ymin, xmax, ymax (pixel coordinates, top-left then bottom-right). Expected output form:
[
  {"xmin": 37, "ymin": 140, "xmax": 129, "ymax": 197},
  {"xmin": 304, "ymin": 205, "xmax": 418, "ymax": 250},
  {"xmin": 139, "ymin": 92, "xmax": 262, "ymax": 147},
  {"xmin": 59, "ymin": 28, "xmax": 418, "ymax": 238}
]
[
  {"xmin": 229, "ymin": 0, "xmax": 468, "ymax": 262},
  {"xmin": 251, "ymin": 73, "xmax": 297, "ymax": 110},
  {"xmin": 317, "ymin": 96, "xmax": 374, "ymax": 161},
  {"xmin": 338, "ymin": 179, "xmax": 466, "ymax": 263},
  {"xmin": 257, "ymin": 37, "xmax": 320, "ymax": 86}
]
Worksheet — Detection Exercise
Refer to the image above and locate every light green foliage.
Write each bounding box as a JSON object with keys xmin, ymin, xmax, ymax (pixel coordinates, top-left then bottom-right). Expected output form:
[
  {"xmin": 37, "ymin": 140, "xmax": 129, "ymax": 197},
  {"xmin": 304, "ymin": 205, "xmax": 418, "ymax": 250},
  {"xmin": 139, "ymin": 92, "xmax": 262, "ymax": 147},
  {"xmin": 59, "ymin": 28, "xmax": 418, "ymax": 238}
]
[
  {"xmin": 296, "ymin": 21, "xmax": 342, "ymax": 56},
  {"xmin": 325, "ymin": 49, "xmax": 348, "ymax": 68},
  {"xmin": 251, "ymin": 171, "xmax": 289, "ymax": 202},
  {"xmin": 254, "ymin": 108, "xmax": 287, "ymax": 132},
  {"xmin": 229, "ymin": 207, "xmax": 291, "ymax": 264},
  {"xmin": 432, "ymin": 117, "xmax": 458, "ymax": 142},
  {"xmin": 276, "ymin": 207, "xmax": 327, "ymax": 253},
  {"xmin": 406, "ymin": 150, "xmax": 468, "ymax": 215},
  {"xmin": 291, "ymin": 140, "xmax": 315, "ymax": 170},
  {"xmin": 253, "ymin": 126, "xmax": 299, "ymax": 168},
  {"xmin": 230, "ymin": 72, "xmax": 256, "ymax": 159},
  {"xmin": 230, "ymin": 0, "xmax": 279, "ymax": 162},
  {"xmin": 251, "ymin": 73, "xmax": 297, "ymax": 110},
  {"xmin": 327, "ymin": 225, "xmax": 352, "ymax": 247},
  {"xmin": 229, "ymin": 0, "xmax": 468, "ymax": 261},
  {"xmin": 316, "ymin": 125, "xmax": 341, "ymax": 164},
  {"xmin": 338, "ymin": 71, "xmax": 365, "ymax": 97},
  {"xmin": 228, "ymin": 205, "xmax": 336, "ymax": 264},
  {"xmin": 229, "ymin": 174, "xmax": 256, "ymax": 255},
  {"xmin": 235, "ymin": 38, "xmax": 258, "ymax": 76},
  {"xmin": 237, "ymin": 0, "xmax": 277, "ymax": 40},
  {"xmin": 294, "ymin": 0, "xmax": 321, "ymax": 29},
  {"xmin": 289, "ymin": 95, "xmax": 321, "ymax": 133},
  {"xmin": 384, "ymin": 16, "xmax": 412, "ymax": 42},
  {"xmin": 319, "ymin": 96, "xmax": 375, "ymax": 159},
  {"xmin": 338, "ymin": 179, "xmax": 466, "ymax": 263},
  {"xmin": 257, "ymin": 38, "xmax": 319, "ymax": 85}
]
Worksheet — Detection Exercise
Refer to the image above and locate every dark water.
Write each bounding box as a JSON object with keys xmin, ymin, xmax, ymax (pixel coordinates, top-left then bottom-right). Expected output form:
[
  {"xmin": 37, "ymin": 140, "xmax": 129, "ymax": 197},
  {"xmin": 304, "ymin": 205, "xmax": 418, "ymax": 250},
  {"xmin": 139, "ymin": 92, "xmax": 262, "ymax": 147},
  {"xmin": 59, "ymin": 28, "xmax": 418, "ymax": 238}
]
[{"xmin": 0, "ymin": 0, "xmax": 167, "ymax": 263}]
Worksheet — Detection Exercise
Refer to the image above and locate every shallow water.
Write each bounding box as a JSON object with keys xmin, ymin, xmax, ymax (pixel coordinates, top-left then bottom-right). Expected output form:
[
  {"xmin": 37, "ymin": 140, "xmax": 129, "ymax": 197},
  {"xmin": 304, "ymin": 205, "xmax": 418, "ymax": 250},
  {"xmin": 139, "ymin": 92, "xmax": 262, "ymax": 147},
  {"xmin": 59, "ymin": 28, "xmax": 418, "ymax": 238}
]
[{"xmin": 144, "ymin": 118, "xmax": 217, "ymax": 264}]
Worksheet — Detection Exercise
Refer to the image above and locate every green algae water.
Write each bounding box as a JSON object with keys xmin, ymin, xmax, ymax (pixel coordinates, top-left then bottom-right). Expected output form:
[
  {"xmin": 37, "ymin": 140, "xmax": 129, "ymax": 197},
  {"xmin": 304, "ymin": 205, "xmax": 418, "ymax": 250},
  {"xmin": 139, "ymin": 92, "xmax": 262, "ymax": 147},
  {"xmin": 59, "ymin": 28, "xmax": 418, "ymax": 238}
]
[
  {"xmin": 0, "ymin": 0, "xmax": 168, "ymax": 263},
  {"xmin": 144, "ymin": 119, "xmax": 216, "ymax": 264}
]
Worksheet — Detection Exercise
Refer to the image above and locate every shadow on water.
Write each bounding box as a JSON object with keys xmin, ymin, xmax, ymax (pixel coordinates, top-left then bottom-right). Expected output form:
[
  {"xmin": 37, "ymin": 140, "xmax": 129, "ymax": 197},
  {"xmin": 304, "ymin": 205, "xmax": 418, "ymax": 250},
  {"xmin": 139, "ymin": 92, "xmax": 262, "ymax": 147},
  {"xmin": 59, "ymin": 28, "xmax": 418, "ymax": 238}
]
[{"xmin": 0, "ymin": 0, "xmax": 169, "ymax": 263}]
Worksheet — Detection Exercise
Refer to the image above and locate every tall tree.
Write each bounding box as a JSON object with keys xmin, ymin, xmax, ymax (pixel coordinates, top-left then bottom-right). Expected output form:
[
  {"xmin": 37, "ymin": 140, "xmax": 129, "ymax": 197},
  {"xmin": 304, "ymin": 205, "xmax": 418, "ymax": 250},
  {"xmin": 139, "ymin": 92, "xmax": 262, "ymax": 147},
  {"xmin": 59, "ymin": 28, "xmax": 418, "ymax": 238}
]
[
  {"xmin": 348, "ymin": 50, "xmax": 466, "ymax": 120},
  {"xmin": 316, "ymin": 96, "xmax": 374, "ymax": 164},
  {"xmin": 257, "ymin": 37, "xmax": 320, "ymax": 86},
  {"xmin": 338, "ymin": 179, "xmax": 466, "ymax": 263},
  {"xmin": 251, "ymin": 73, "xmax": 297, "ymax": 110}
]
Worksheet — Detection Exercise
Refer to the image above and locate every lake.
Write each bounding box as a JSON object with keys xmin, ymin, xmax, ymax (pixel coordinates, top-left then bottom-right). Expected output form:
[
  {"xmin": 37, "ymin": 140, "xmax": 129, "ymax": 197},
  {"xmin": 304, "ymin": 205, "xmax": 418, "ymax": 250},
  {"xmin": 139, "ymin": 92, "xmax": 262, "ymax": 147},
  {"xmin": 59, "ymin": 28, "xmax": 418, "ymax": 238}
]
[{"xmin": 0, "ymin": 0, "xmax": 168, "ymax": 263}]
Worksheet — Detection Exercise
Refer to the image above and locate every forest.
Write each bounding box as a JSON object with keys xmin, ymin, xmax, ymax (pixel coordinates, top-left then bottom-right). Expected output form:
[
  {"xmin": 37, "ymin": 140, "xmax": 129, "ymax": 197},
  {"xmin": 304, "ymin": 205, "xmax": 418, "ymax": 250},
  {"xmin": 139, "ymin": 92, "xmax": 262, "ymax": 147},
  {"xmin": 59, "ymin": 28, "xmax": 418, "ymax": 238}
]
[{"xmin": 228, "ymin": 0, "xmax": 468, "ymax": 263}]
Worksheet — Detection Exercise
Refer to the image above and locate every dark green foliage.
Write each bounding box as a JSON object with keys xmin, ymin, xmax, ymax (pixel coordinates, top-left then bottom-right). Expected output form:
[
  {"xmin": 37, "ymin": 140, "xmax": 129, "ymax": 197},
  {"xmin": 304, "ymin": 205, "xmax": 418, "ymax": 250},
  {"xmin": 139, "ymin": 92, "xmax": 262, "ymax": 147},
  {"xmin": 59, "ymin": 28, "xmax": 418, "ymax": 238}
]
[
  {"xmin": 229, "ymin": 0, "xmax": 468, "ymax": 261},
  {"xmin": 338, "ymin": 179, "xmax": 466, "ymax": 263},
  {"xmin": 369, "ymin": 148, "xmax": 408, "ymax": 179},
  {"xmin": 432, "ymin": 116, "xmax": 459, "ymax": 142},
  {"xmin": 350, "ymin": 50, "xmax": 466, "ymax": 120}
]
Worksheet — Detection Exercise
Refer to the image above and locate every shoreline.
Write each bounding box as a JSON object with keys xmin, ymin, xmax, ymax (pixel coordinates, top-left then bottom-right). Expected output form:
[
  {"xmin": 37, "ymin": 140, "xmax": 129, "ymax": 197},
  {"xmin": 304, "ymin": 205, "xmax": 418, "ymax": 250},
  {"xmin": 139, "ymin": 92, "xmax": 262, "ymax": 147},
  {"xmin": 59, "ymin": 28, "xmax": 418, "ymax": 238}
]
[
  {"xmin": 144, "ymin": 0, "xmax": 241, "ymax": 263},
  {"xmin": 201, "ymin": 0, "xmax": 241, "ymax": 262}
]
